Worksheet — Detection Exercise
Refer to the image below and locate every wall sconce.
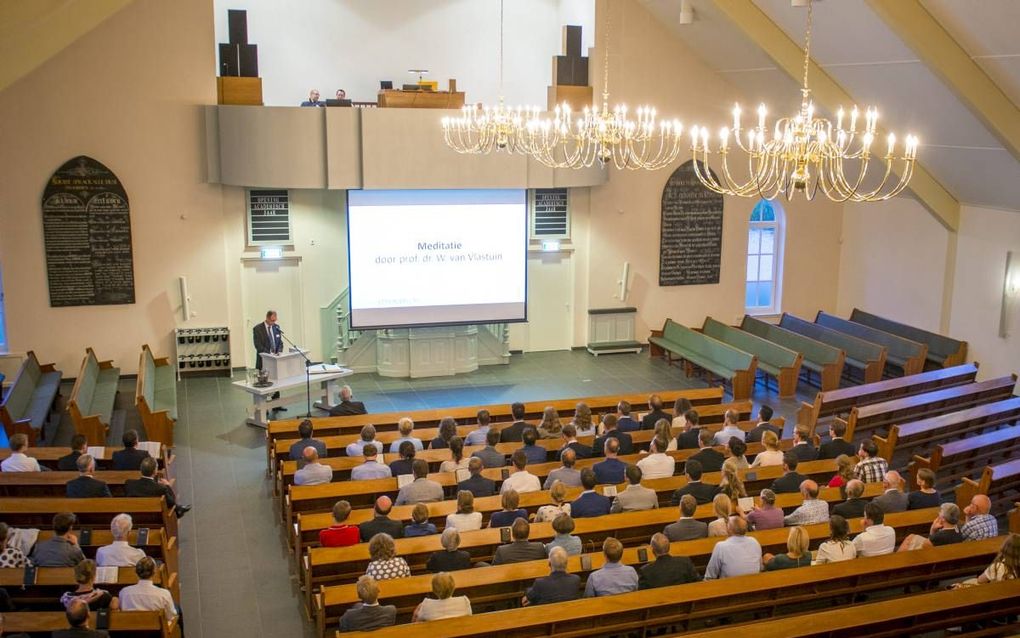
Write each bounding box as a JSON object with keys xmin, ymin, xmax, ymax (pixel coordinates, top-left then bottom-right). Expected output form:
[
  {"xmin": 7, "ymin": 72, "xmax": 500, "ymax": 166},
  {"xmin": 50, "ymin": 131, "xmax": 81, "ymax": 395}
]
[{"xmin": 999, "ymin": 251, "xmax": 1018, "ymax": 338}]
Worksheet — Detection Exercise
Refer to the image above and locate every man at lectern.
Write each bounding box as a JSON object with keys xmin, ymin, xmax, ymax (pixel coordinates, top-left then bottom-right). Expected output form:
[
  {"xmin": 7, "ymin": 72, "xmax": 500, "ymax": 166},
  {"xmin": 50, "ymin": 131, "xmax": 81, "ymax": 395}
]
[{"xmin": 254, "ymin": 310, "xmax": 284, "ymax": 407}]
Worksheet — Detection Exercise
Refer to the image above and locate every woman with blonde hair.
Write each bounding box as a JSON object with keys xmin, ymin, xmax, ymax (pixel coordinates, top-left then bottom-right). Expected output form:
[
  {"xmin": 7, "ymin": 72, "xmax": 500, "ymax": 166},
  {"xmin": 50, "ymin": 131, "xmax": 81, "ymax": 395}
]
[
  {"xmin": 572, "ymin": 402, "xmax": 595, "ymax": 437},
  {"xmin": 537, "ymin": 406, "xmax": 563, "ymax": 439},
  {"xmin": 749, "ymin": 430, "xmax": 784, "ymax": 468},
  {"xmin": 534, "ymin": 481, "xmax": 572, "ymax": 523},
  {"xmin": 439, "ymin": 436, "xmax": 470, "ymax": 473},
  {"xmin": 652, "ymin": 419, "xmax": 678, "ymax": 451},
  {"xmin": 827, "ymin": 454, "xmax": 855, "ymax": 489},
  {"xmin": 365, "ymin": 533, "xmax": 411, "ymax": 580},
  {"xmin": 718, "ymin": 458, "xmax": 747, "ymax": 503},
  {"xmin": 446, "ymin": 490, "xmax": 483, "ymax": 531},
  {"xmin": 764, "ymin": 526, "xmax": 812, "ymax": 570},
  {"xmin": 412, "ymin": 572, "xmax": 472, "ymax": 622},
  {"xmin": 707, "ymin": 494, "xmax": 732, "ymax": 537}
]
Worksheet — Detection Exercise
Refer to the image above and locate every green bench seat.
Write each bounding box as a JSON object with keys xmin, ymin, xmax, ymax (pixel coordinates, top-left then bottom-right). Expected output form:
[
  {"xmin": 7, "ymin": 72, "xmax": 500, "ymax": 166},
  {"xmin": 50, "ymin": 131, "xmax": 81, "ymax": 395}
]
[
  {"xmin": 0, "ymin": 351, "xmax": 62, "ymax": 446},
  {"xmin": 815, "ymin": 311, "xmax": 927, "ymax": 375},
  {"xmin": 850, "ymin": 308, "xmax": 967, "ymax": 368},
  {"xmin": 740, "ymin": 315, "xmax": 844, "ymax": 391},
  {"xmin": 702, "ymin": 317, "xmax": 802, "ymax": 398},
  {"xmin": 779, "ymin": 313, "xmax": 886, "ymax": 384},
  {"xmin": 649, "ymin": 319, "xmax": 757, "ymax": 400},
  {"xmin": 67, "ymin": 348, "xmax": 120, "ymax": 446},
  {"xmin": 136, "ymin": 344, "xmax": 177, "ymax": 447}
]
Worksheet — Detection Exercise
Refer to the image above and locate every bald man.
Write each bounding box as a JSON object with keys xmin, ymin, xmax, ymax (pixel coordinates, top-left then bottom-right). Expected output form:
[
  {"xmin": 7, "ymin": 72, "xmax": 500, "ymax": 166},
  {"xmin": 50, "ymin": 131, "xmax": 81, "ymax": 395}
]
[
  {"xmin": 960, "ymin": 494, "xmax": 998, "ymax": 541},
  {"xmin": 873, "ymin": 471, "xmax": 908, "ymax": 513},
  {"xmin": 293, "ymin": 447, "xmax": 333, "ymax": 486},
  {"xmin": 783, "ymin": 480, "xmax": 830, "ymax": 525},
  {"xmin": 359, "ymin": 496, "xmax": 404, "ymax": 542},
  {"xmin": 54, "ymin": 598, "xmax": 108, "ymax": 637}
]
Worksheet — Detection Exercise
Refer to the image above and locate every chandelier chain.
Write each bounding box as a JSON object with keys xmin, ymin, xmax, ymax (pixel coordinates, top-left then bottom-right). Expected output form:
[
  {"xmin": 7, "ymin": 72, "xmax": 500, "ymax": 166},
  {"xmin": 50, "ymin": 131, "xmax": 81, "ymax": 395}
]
[
  {"xmin": 801, "ymin": 0, "xmax": 813, "ymax": 94},
  {"xmin": 602, "ymin": 0, "xmax": 611, "ymax": 106}
]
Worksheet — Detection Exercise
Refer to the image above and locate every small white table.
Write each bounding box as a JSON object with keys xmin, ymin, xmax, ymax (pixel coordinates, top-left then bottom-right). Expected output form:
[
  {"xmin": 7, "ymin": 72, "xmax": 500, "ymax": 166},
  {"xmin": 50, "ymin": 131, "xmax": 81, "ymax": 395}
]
[{"xmin": 232, "ymin": 366, "xmax": 353, "ymax": 428}]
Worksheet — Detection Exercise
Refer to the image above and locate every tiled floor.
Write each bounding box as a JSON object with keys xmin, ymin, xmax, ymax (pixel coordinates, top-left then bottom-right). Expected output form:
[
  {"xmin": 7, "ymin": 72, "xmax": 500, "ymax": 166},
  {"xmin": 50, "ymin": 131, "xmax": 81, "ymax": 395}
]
[{"xmin": 11, "ymin": 349, "xmax": 814, "ymax": 637}]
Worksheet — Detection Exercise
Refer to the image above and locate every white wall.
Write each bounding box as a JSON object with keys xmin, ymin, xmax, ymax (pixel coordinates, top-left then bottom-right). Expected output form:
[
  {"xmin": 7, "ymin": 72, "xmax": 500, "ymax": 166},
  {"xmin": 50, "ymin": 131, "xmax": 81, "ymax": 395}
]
[{"xmin": 212, "ymin": 0, "xmax": 595, "ymax": 107}]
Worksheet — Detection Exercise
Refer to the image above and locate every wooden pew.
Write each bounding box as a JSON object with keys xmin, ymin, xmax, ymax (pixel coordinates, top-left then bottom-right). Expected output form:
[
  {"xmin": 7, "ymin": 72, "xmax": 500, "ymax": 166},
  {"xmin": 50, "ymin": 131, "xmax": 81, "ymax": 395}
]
[
  {"xmin": 0, "ymin": 470, "xmax": 148, "ymax": 497},
  {"xmin": 2, "ymin": 562, "xmax": 176, "ymax": 609},
  {"xmin": 2, "ymin": 610, "xmax": 179, "ymax": 638},
  {"xmin": 34, "ymin": 527, "xmax": 178, "ymax": 581},
  {"xmin": 957, "ymin": 458, "xmax": 1020, "ymax": 516},
  {"xmin": 815, "ymin": 310, "xmax": 928, "ymax": 376},
  {"xmin": 0, "ymin": 444, "xmax": 173, "ymax": 471},
  {"xmin": 67, "ymin": 347, "xmax": 121, "ymax": 445},
  {"xmin": 850, "ymin": 307, "xmax": 968, "ymax": 369},
  {"xmin": 136, "ymin": 344, "xmax": 177, "ymax": 447},
  {"xmin": 314, "ymin": 508, "xmax": 940, "ymax": 634},
  {"xmin": 270, "ymin": 400, "xmax": 752, "ymax": 469},
  {"xmin": 874, "ymin": 397, "xmax": 1020, "ymax": 462},
  {"xmin": 0, "ymin": 350, "xmax": 62, "ymax": 446},
  {"xmin": 285, "ymin": 446, "xmax": 819, "ymax": 530},
  {"xmin": 276, "ymin": 416, "xmax": 784, "ymax": 490},
  {"xmin": 779, "ymin": 313, "xmax": 886, "ymax": 384},
  {"xmin": 301, "ymin": 484, "xmax": 883, "ymax": 611},
  {"xmin": 838, "ymin": 375, "xmax": 1017, "ymax": 441},
  {"xmin": 909, "ymin": 424, "xmax": 1020, "ymax": 491},
  {"xmin": 741, "ymin": 315, "xmax": 845, "ymax": 392},
  {"xmin": 677, "ymin": 578, "xmax": 1020, "ymax": 638},
  {"xmin": 648, "ymin": 319, "xmax": 758, "ymax": 401},
  {"xmin": 0, "ymin": 497, "xmax": 178, "ymax": 544},
  {"xmin": 337, "ymin": 537, "xmax": 1006, "ymax": 638},
  {"xmin": 701, "ymin": 317, "xmax": 802, "ymax": 398},
  {"xmin": 796, "ymin": 362, "xmax": 979, "ymax": 430}
]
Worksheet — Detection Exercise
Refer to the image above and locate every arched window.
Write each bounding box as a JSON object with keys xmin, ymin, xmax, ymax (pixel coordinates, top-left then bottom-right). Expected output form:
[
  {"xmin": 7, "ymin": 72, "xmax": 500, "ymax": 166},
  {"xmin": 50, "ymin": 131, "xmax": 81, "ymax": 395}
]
[{"xmin": 745, "ymin": 199, "xmax": 784, "ymax": 314}]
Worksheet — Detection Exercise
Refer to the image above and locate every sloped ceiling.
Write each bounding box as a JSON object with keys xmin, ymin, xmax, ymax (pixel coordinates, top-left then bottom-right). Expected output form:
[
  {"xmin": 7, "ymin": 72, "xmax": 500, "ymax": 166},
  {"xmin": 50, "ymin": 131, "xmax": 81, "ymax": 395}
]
[
  {"xmin": 0, "ymin": 0, "xmax": 135, "ymax": 93},
  {"xmin": 641, "ymin": 0, "xmax": 1020, "ymax": 212}
]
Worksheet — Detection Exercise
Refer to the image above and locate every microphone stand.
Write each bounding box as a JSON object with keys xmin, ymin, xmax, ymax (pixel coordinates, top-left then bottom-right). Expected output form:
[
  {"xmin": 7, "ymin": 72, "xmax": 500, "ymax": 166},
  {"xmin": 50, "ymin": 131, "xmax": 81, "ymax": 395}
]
[{"xmin": 279, "ymin": 331, "xmax": 314, "ymax": 418}]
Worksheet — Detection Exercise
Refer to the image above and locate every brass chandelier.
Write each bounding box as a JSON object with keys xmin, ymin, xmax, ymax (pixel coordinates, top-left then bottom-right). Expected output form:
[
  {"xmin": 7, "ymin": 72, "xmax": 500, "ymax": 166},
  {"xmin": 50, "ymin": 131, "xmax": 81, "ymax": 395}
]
[{"xmin": 690, "ymin": 0, "xmax": 918, "ymax": 201}]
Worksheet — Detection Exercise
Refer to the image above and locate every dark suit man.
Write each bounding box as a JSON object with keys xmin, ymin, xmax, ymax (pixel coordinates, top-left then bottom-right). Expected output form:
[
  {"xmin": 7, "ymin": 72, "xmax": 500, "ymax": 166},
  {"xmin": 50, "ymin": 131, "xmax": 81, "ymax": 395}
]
[
  {"xmin": 789, "ymin": 426, "xmax": 819, "ymax": 462},
  {"xmin": 593, "ymin": 438, "xmax": 627, "ymax": 484},
  {"xmin": 499, "ymin": 403, "xmax": 531, "ymax": 443},
  {"xmin": 358, "ymin": 496, "xmax": 404, "ymax": 542},
  {"xmin": 338, "ymin": 575, "xmax": 396, "ymax": 633},
  {"xmin": 670, "ymin": 459, "xmax": 720, "ymax": 505},
  {"xmin": 111, "ymin": 430, "xmax": 150, "ymax": 471},
  {"xmin": 492, "ymin": 519, "xmax": 546, "ymax": 565},
  {"xmin": 125, "ymin": 457, "xmax": 191, "ymax": 518},
  {"xmin": 66, "ymin": 455, "xmax": 111, "ymax": 498},
  {"xmin": 53, "ymin": 600, "xmax": 110, "ymax": 638},
  {"xmin": 689, "ymin": 429, "xmax": 724, "ymax": 473},
  {"xmin": 640, "ymin": 395, "xmax": 670, "ymax": 430},
  {"xmin": 560, "ymin": 425, "xmax": 592, "ymax": 459},
  {"xmin": 58, "ymin": 435, "xmax": 87, "ymax": 472},
  {"xmin": 770, "ymin": 453, "xmax": 808, "ymax": 494},
  {"xmin": 616, "ymin": 400, "xmax": 640, "ymax": 433},
  {"xmin": 639, "ymin": 533, "xmax": 701, "ymax": 589},
  {"xmin": 593, "ymin": 414, "xmax": 633, "ymax": 456},
  {"xmin": 833, "ymin": 479, "xmax": 869, "ymax": 519},
  {"xmin": 818, "ymin": 421, "xmax": 856, "ymax": 460},
  {"xmin": 329, "ymin": 385, "xmax": 367, "ymax": 417},
  {"xmin": 300, "ymin": 89, "xmax": 324, "ymax": 107},
  {"xmin": 524, "ymin": 547, "xmax": 581, "ymax": 605},
  {"xmin": 253, "ymin": 310, "xmax": 283, "ymax": 370},
  {"xmin": 745, "ymin": 405, "xmax": 779, "ymax": 443},
  {"xmin": 570, "ymin": 468, "xmax": 612, "ymax": 518},
  {"xmin": 664, "ymin": 494, "xmax": 709, "ymax": 540},
  {"xmin": 458, "ymin": 458, "xmax": 496, "ymax": 498}
]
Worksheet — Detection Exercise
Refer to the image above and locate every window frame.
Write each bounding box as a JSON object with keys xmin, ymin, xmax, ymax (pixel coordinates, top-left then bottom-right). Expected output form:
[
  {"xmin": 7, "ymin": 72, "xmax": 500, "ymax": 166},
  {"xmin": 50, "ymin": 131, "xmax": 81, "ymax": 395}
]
[{"xmin": 744, "ymin": 199, "xmax": 784, "ymax": 316}]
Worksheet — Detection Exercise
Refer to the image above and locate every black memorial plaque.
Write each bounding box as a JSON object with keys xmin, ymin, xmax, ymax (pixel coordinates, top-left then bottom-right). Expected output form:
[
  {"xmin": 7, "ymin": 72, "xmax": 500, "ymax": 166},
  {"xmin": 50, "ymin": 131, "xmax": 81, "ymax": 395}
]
[
  {"xmin": 41, "ymin": 156, "xmax": 135, "ymax": 306},
  {"xmin": 659, "ymin": 160, "xmax": 724, "ymax": 286}
]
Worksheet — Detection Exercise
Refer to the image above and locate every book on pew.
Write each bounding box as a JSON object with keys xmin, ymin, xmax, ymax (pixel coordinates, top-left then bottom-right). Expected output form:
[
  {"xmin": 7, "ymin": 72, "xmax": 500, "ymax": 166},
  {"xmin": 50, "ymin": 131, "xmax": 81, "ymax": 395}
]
[
  {"xmin": 397, "ymin": 474, "xmax": 413, "ymax": 488},
  {"xmin": 87, "ymin": 446, "xmax": 105, "ymax": 459},
  {"xmin": 95, "ymin": 566, "xmax": 118, "ymax": 585},
  {"xmin": 138, "ymin": 441, "xmax": 161, "ymax": 458},
  {"xmin": 455, "ymin": 468, "xmax": 470, "ymax": 483}
]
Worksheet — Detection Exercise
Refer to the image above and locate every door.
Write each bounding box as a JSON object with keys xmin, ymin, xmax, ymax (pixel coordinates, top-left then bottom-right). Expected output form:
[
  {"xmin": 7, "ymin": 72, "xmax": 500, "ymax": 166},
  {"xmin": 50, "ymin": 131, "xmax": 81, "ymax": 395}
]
[
  {"xmin": 241, "ymin": 258, "xmax": 305, "ymax": 368},
  {"xmin": 519, "ymin": 252, "xmax": 573, "ymax": 351}
]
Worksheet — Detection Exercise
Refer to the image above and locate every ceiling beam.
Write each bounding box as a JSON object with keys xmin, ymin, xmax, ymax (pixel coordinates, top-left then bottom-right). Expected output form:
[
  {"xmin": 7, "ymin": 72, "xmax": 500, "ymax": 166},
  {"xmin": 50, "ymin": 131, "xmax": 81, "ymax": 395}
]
[
  {"xmin": 866, "ymin": 0, "xmax": 1020, "ymax": 164},
  {"xmin": 712, "ymin": 0, "xmax": 960, "ymax": 231}
]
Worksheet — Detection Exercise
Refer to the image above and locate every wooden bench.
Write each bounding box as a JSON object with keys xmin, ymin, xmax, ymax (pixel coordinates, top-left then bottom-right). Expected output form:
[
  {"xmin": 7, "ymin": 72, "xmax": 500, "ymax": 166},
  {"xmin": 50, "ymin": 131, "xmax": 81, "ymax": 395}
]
[
  {"xmin": 957, "ymin": 458, "xmax": 1020, "ymax": 516},
  {"xmin": 136, "ymin": 344, "xmax": 176, "ymax": 447},
  {"xmin": 838, "ymin": 375, "xmax": 1017, "ymax": 441},
  {"xmin": 816, "ymin": 310, "xmax": 928, "ymax": 376},
  {"xmin": 0, "ymin": 444, "xmax": 172, "ymax": 471},
  {"xmin": 67, "ymin": 347, "xmax": 121, "ymax": 445},
  {"xmin": 850, "ymin": 307, "xmax": 968, "ymax": 368},
  {"xmin": 741, "ymin": 315, "xmax": 844, "ymax": 392},
  {"xmin": 701, "ymin": 317, "xmax": 802, "ymax": 398},
  {"xmin": 779, "ymin": 313, "xmax": 887, "ymax": 384},
  {"xmin": 874, "ymin": 397, "xmax": 1020, "ymax": 462},
  {"xmin": 0, "ymin": 350, "xmax": 62, "ymax": 446},
  {"xmin": 796, "ymin": 362, "xmax": 979, "ymax": 430},
  {"xmin": 0, "ymin": 497, "xmax": 178, "ymax": 543},
  {"xmin": 0, "ymin": 470, "xmax": 150, "ymax": 497},
  {"xmin": 337, "ymin": 536, "xmax": 1004, "ymax": 638},
  {"xmin": 677, "ymin": 577, "xmax": 1020, "ymax": 638},
  {"xmin": 34, "ymin": 526, "xmax": 178, "ymax": 580},
  {"xmin": 314, "ymin": 508, "xmax": 939, "ymax": 634},
  {"xmin": 2, "ymin": 610, "xmax": 179, "ymax": 638},
  {"xmin": 648, "ymin": 319, "xmax": 758, "ymax": 401},
  {"xmin": 2, "ymin": 562, "xmax": 176, "ymax": 609},
  {"xmin": 910, "ymin": 425, "xmax": 1020, "ymax": 492}
]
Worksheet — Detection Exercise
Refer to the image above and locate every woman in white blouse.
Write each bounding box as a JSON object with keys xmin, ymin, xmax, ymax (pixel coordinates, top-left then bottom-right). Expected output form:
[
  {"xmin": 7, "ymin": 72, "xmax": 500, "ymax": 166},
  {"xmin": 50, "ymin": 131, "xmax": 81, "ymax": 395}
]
[
  {"xmin": 445, "ymin": 490, "xmax": 483, "ymax": 532},
  {"xmin": 413, "ymin": 572, "xmax": 472, "ymax": 622},
  {"xmin": 439, "ymin": 437, "xmax": 470, "ymax": 474},
  {"xmin": 671, "ymin": 398, "xmax": 693, "ymax": 430},
  {"xmin": 814, "ymin": 515, "xmax": 857, "ymax": 563},
  {"xmin": 750, "ymin": 431, "xmax": 785, "ymax": 468},
  {"xmin": 534, "ymin": 481, "xmax": 572, "ymax": 523}
]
